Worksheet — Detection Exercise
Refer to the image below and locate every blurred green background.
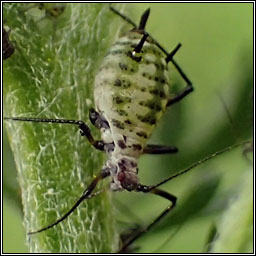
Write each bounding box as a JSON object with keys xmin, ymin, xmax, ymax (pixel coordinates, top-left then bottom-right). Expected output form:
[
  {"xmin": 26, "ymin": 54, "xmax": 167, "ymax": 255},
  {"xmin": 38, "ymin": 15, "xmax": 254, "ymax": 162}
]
[{"xmin": 3, "ymin": 3, "xmax": 253, "ymax": 253}]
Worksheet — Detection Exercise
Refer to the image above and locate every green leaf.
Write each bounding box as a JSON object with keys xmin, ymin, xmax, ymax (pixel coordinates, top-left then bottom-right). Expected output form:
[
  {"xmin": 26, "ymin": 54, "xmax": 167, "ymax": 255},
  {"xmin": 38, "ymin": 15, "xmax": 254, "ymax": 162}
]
[
  {"xmin": 3, "ymin": 3, "xmax": 128, "ymax": 253},
  {"xmin": 210, "ymin": 169, "xmax": 253, "ymax": 253}
]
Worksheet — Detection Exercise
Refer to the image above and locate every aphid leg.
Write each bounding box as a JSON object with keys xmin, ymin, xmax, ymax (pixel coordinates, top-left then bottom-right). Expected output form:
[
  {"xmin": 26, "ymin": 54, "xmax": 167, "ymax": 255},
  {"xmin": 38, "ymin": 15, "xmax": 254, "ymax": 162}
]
[
  {"xmin": 119, "ymin": 184, "xmax": 176, "ymax": 253},
  {"xmin": 89, "ymin": 108, "xmax": 110, "ymax": 129},
  {"xmin": 110, "ymin": 5, "xmax": 150, "ymax": 32},
  {"xmin": 109, "ymin": 5, "xmax": 137, "ymax": 28},
  {"xmin": 119, "ymin": 224, "xmax": 143, "ymax": 253},
  {"xmin": 4, "ymin": 117, "xmax": 105, "ymax": 151},
  {"xmin": 28, "ymin": 171, "xmax": 109, "ymax": 234},
  {"xmin": 166, "ymin": 44, "xmax": 193, "ymax": 107},
  {"xmin": 143, "ymin": 144, "xmax": 178, "ymax": 154}
]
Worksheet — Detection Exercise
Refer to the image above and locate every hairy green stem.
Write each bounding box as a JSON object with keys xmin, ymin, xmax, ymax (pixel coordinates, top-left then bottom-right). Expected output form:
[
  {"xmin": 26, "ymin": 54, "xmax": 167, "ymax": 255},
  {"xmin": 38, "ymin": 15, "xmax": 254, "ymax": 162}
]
[{"xmin": 3, "ymin": 3, "xmax": 128, "ymax": 253}]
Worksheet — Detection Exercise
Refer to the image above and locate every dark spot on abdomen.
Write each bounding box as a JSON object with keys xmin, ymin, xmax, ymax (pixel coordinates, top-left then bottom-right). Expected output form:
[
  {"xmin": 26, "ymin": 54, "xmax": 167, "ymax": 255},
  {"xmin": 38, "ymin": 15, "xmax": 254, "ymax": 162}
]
[
  {"xmin": 149, "ymin": 89, "xmax": 165, "ymax": 98},
  {"xmin": 113, "ymin": 96, "xmax": 123, "ymax": 104},
  {"xmin": 114, "ymin": 79, "xmax": 122, "ymax": 87},
  {"xmin": 136, "ymin": 131, "xmax": 148, "ymax": 139},
  {"xmin": 137, "ymin": 114, "xmax": 157, "ymax": 125},
  {"xmin": 112, "ymin": 119, "xmax": 125, "ymax": 129},
  {"xmin": 124, "ymin": 119, "xmax": 132, "ymax": 124},
  {"xmin": 117, "ymin": 140, "xmax": 127, "ymax": 149},
  {"xmin": 119, "ymin": 63, "xmax": 128, "ymax": 71},
  {"xmin": 113, "ymin": 79, "xmax": 131, "ymax": 89}
]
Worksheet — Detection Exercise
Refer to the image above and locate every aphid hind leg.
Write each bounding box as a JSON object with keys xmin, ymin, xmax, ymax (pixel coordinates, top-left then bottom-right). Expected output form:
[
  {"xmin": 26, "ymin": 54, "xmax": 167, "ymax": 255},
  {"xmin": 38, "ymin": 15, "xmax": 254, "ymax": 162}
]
[
  {"xmin": 143, "ymin": 144, "xmax": 178, "ymax": 154},
  {"xmin": 166, "ymin": 44, "xmax": 193, "ymax": 107},
  {"xmin": 119, "ymin": 185, "xmax": 177, "ymax": 253},
  {"xmin": 4, "ymin": 117, "xmax": 105, "ymax": 151},
  {"xmin": 119, "ymin": 226, "xmax": 142, "ymax": 253}
]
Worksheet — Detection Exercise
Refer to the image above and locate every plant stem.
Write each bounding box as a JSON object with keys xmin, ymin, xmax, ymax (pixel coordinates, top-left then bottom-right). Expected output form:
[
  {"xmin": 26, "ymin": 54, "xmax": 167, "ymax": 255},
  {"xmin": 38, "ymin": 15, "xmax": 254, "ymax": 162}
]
[{"xmin": 3, "ymin": 3, "xmax": 128, "ymax": 253}]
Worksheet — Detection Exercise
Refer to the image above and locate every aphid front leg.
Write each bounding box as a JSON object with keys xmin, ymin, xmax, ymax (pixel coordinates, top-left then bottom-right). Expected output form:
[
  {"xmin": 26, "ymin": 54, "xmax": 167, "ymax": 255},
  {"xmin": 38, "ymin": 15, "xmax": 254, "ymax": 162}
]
[
  {"xmin": 88, "ymin": 109, "xmax": 115, "ymax": 152},
  {"xmin": 77, "ymin": 120, "xmax": 105, "ymax": 151},
  {"xmin": 166, "ymin": 44, "xmax": 194, "ymax": 106},
  {"xmin": 119, "ymin": 184, "xmax": 177, "ymax": 252}
]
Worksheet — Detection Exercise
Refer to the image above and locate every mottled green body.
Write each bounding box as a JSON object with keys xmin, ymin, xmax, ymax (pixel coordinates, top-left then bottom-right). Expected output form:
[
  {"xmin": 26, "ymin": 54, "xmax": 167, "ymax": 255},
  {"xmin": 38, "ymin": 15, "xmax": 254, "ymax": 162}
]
[{"xmin": 94, "ymin": 31, "xmax": 170, "ymax": 158}]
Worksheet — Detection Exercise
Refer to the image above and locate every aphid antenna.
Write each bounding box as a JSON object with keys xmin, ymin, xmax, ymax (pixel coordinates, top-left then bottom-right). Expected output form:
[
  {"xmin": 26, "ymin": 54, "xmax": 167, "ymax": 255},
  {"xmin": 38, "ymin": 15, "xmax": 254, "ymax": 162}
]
[{"xmin": 149, "ymin": 139, "xmax": 252, "ymax": 191}]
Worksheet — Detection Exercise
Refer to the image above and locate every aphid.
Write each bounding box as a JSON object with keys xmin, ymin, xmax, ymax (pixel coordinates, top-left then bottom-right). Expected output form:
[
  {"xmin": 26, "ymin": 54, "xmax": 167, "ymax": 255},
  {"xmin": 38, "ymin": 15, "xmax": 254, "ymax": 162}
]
[
  {"xmin": 37, "ymin": 3, "xmax": 66, "ymax": 18},
  {"xmin": 3, "ymin": 6, "xmax": 250, "ymax": 253},
  {"xmin": 2, "ymin": 26, "xmax": 15, "ymax": 60},
  {"xmin": 23, "ymin": 2, "xmax": 65, "ymax": 28},
  {"xmin": 24, "ymin": 3, "xmax": 66, "ymax": 18}
]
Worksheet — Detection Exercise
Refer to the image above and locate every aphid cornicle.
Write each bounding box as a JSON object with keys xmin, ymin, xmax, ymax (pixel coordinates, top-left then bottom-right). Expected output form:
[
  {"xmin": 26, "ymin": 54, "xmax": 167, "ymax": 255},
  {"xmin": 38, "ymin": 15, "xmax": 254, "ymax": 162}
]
[{"xmin": 4, "ymin": 6, "xmax": 195, "ymax": 252}]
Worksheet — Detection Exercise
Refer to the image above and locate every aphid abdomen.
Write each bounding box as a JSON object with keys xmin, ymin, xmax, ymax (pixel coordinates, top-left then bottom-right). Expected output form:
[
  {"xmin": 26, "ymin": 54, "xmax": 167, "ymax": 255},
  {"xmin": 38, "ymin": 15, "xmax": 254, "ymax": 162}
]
[{"xmin": 94, "ymin": 32, "xmax": 170, "ymax": 156}]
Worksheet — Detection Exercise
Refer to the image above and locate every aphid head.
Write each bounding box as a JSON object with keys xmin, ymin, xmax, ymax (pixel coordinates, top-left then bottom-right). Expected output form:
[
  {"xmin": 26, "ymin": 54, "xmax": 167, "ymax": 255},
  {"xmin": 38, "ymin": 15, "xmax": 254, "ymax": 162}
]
[{"xmin": 117, "ymin": 157, "xmax": 139, "ymax": 191}]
